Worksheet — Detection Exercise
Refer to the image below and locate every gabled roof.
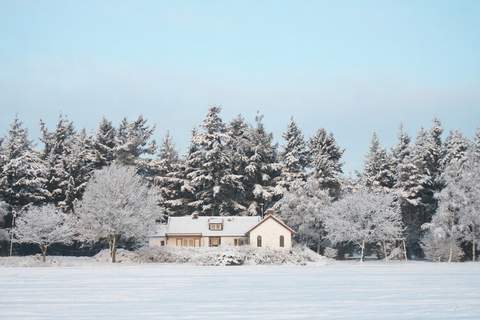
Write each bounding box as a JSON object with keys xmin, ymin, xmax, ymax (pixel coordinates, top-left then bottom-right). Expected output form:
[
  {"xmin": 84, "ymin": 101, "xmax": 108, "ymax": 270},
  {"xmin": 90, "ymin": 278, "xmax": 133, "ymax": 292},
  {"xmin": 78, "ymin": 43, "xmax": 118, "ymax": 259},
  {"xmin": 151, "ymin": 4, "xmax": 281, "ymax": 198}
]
[
  {"xmin": 246, "ymin": 214, "xmax": 295, "ymax": 234},
  {"xmin": 151, "ymin": 215, "xmax": 261, "ymax": 237}
]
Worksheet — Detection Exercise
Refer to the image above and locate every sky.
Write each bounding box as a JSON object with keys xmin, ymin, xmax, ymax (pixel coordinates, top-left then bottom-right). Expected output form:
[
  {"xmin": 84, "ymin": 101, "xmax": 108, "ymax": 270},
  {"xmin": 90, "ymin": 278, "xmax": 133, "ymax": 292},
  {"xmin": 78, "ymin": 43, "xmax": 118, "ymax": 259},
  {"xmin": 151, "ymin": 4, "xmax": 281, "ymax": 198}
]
[{"xmin": 0, "ymin": 0, "xmax": 479, "ymax": 173}]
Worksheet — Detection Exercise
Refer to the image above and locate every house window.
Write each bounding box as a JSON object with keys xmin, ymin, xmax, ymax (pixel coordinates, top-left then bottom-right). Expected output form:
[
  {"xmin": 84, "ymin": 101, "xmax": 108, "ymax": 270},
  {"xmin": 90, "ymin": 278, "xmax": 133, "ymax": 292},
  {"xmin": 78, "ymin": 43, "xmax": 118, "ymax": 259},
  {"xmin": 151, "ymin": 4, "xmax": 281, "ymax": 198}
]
[
  {"xmin": 234, "ymin": 239, "xmax": 238, "ymax": 246},
  {"xmin": 280, "ymin": 235, "xmax": 285, "ymax": 248},
  {"xmin": 257, "ymin": 236, "xmax": 262, "ymax": 247},
  {"xmin": 209, "ymin": 237, "xmax": 221, "ymax": 247},
  {"xmin": 209, "ymin": 223, "xmax": 223, "ymax": 231},
  {"xmin": 160, "ymin": 240, "xmax": 165, "ymax": 246}
]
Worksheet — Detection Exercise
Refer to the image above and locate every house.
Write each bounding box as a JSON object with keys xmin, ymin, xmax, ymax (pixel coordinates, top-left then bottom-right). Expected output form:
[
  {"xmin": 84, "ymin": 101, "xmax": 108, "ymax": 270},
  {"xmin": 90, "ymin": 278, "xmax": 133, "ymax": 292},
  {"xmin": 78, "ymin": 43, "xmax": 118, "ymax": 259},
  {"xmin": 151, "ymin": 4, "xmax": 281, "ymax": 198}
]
[{"xmin": 149, "ymin": 210, "xmax": 295, "ymax": 249}]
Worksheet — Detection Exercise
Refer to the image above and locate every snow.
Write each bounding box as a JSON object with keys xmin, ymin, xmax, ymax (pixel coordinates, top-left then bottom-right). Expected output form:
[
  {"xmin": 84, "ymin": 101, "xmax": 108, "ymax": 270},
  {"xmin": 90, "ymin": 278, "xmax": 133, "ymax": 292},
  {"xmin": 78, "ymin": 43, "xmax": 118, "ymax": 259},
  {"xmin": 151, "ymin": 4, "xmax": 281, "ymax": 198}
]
[
  {"xmin": 156, "ymin": 215, "xmax": 261, "ymax": 237},
  {"xmin": 0, "ymin": 261, "xmax": 479, "ymax": 319}
]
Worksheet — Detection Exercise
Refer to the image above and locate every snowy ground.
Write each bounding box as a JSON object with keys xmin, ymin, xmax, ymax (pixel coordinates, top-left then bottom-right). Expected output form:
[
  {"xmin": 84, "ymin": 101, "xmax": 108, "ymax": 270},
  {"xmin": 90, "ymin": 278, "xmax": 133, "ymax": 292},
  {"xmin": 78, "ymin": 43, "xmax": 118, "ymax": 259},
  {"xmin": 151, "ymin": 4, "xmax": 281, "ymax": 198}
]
[{"xmin": 1, "ymin": 261, "xmax": 479, "ymax": 320}]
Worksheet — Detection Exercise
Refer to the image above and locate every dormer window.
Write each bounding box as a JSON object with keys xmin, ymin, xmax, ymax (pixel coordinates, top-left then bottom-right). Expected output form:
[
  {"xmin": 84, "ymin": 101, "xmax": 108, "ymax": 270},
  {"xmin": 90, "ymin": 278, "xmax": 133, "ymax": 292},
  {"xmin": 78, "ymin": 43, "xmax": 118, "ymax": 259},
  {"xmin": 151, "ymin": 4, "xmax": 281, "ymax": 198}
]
[{"xmin": 209, "ymin": 223, "xmax": 223, "ymax": 231}]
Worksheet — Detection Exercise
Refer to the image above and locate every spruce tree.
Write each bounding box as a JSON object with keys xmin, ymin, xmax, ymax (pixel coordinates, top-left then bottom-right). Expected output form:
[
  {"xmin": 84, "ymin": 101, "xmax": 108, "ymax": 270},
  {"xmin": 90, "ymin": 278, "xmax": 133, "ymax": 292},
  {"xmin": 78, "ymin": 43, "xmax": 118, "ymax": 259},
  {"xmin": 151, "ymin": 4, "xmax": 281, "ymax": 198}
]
[
  {"xmin": 441, "ymin": 130, "xmax": 471, "ymax": 171},
  {"xmin": 185, "ymin": 107, "xmax": 241, "ymax": 216},
  {"xmin": 309, "ymin": 128, "xmax": 344, "ymax": 198},
  {"xmin": 0, "ymin": 118, "xmax": 49, "ymax": 209},
  {"xmin": 363, "ymin": 132, "xmax": 394, "ymax": 191},
  {"xmin": 115, "ymin": 116, "xmax": 156, "ymax": 165},
  {"xmin": 279, "ymin": 118, "xmax": 309, "ymax": 190},
  {"xmin": 94, "ymin": 117, "xmax": 117, "ymax": 168}
]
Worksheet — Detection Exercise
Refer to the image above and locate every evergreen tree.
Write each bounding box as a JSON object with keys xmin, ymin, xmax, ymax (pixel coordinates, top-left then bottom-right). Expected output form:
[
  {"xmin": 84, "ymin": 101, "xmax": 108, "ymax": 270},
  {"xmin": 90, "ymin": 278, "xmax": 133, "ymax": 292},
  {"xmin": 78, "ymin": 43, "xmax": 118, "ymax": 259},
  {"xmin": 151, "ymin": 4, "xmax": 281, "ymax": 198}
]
[
  {"xmin": 243, "ymin": 112, "xmax": 282, "ymax": 215},
  {"xmin": 441, "ymin": 130, "xmax": 471, "ymax": 171},
  {"xmin": 390, "ymin": 124, "xmax": 410, "ymax": 184},
  {"xmin": 39, "ymin": 116, "xmax": 75, "ymax": 205},
  {"xmin": 94, "ymin": 117, "xmax": 117, "ymax": 168},
  {"xmin": 363, "ymin": 133, "xmax": 394, "ymax": 191},
  {"xmin": 309, "ymin": 128, "xmax": 344, "ymax": 198},
  {"xmin": 0, "ymin": 118, "xmax": 49, "ymax": 208},
  {"xmin": 279, "ymin": 118, "xmax": 309, "ymax": 189},
  {"xmin": 115, "ymin": 116, "xmax": 156, "ymax": 165},
  {"xmin": 474, "ymin": 128, "xmax": 480, "ymax": 160},
  {"xmin": 185, "ymin": 107, "xmax": 242, "ymax": 216}
]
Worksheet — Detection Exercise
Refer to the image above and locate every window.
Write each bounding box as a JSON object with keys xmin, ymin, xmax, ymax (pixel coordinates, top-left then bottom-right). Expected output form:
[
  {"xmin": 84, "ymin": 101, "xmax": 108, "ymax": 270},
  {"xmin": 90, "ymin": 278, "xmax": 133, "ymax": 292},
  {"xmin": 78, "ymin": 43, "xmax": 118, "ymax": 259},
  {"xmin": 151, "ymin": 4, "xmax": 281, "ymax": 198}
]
[
  {"xmin": 234, "ymin": 239, "xmax": 238, "ymax": 246},
  {"xmin": 160, "ymin": 240, "xmax": 165, "ymax": 246},
  {"xmin": 209, "ymin": 237, "xmax": 221, "ymax": 247},
  {"xmin": 279, "ymin": 235, "xmax": 285, "ymax": 248},
  {"xmin": 257, "ymin": 236, "xmax": 262, "ymax": 247},
  {"xmin": 209, "ymin": 223, "xmax": 223, "ymax": 231}
]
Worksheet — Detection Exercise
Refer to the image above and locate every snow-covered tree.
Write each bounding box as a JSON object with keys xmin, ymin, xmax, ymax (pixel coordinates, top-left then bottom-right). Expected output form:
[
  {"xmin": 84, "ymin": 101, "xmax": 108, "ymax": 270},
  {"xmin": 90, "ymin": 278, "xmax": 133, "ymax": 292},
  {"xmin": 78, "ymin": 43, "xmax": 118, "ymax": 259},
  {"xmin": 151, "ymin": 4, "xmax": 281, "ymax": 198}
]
[
  {"xmin": 390, "ymin": 124, "xmax": 410, "ymax": 184},
  {"xmin": 14, "ymin": 204, "xmax": 74, "ymax": 262},
  {"xmin": 0, "ymin": 118, "xmax": 49, "ymax": 208},
  {"xmin": 75, "ymin": 164, "xmax": 160, "ymax": 262},
  {"xmin": 308, "ymin": 128, "xmax": 344, "ymax": 198},
  {"xmin": 243, "ymin": 112, "xmax": 282, "ymax": 215},
  {"xmin": 115, "ymin": 116, "xmax": 156, "ymax": 165},
  {"xmin": 441, "ymin": 130, "xmax": 471, "ymax": 172},
  {"xmin": 279, "ymin": 118, "xmax": 309, "ymax": 189},
  {"xmin": 324, "ymin": 190, "xmax": 403, "ymax": 261},
  {"xmin": 363, "ymin": 133, "xmax": 394, "ymax": 191},
  {"xmin": 473, "ymin": 128, "xmax": 480, "ymax": 160},
  {"xmin": 94, "ymin": 117, "xmax": 117, "ymax": 168},
  {"xmin": 274, "ymin": 178, "xmax": 331, "ymax": 252}
]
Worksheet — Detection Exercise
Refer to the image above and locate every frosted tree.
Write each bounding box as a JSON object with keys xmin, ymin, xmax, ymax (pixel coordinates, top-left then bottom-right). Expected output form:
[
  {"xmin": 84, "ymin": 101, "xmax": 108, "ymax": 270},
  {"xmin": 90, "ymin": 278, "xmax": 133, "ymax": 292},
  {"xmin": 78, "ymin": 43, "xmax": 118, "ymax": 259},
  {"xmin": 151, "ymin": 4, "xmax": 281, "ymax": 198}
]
[
  {"xmin": 363, "ymin": 133, "xmax": 395, "ymax": 191},
  {"xmin": 243, "ymin": 112, "xmax": 282, "ymax": 215},
  {"xmin": 74, "ymin": 165, "xmax": 160, "ymax": 262},
  {"xmin": 474, "ymin": 128, "xmax": 480, "ymax": 160},
  {"xmin": 279, "ymin": 118, "xmax": 309, "ymax": 190},
  {"xmin": 226, "ymin": 115, "xmax": 251, "ymax": 210},
  {"xmin": 390, "ymin": 124, "xmax": 410, "ymax": 184},
  {"xmin": 14, "ymin": 204, "xmax": 74, "ymax": 262},
  {"xmin": 324, "ymin": 190, "xmax": 403, "ymax": 262},
  {"xmin": 441, "ymin": 130, "xmax": 470, "ymax": 172},
  {"xmin": 40, "ymin": 116, "xmax": 76, "ymax": 205},
  {"xmin": 94, "ymin": 117, "xmax": 117, "ymax": 168},
  {"xmin": 115, "ymin": 116, "xmax": 156, "ymax": 165},
  {"xmin": 274, "ymin": 178, "xmax": 331, "ymax": 252},
  {"xmin": 426, "ymin": 118, "xmax": 444, "ymax": 192},
  {"xmin": 0, "ymin": 117, "xmax": 49, "ymax": 208},
  {"xmin": 308, "ymin": 128, "xmax": 344, "ymax": 198},
  {"xmin": 151, "ymin": 132, "xmax": 187, "ymax": 218},
  {"xmin": 185, "ymin": 107, "xmax": 242, "ymax": 215}
]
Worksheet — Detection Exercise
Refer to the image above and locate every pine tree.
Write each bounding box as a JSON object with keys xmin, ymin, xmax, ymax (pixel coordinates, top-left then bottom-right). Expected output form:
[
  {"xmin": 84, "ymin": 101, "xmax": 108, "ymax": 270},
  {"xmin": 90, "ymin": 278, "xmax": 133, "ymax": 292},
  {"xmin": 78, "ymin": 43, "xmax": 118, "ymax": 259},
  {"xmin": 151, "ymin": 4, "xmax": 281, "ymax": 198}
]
[
  {"xmin": 151, "ymin": 132, "xmax": 187, "ymax": 218},
  {"xmin": 363, "ymin": 133, "xmax": 394, "ymax": 191},
  {"xmin": 39, "ymin": 116, "xmax": 75, "ymax": 205},
  {"xmin": 309, "ymin": 128, "xmax": 344, "ymax": 198},
  {"xmin": 390, "ymin": 124, "xmax": 410, "ymax": 184},
  {"xmin": 279, "ymin": 118, "xmax": 309, "ymax": 190},
  {"xmin": 94, "ymin": 117, "xmax": 117, "ymax": 168},
  {"xmin": 441, "ymin": 130, "xmax": 471, "ymax": 171},
  {"xmin": 185, "ymin": 107, "xmax": 242, "ymax": 216},
  {"xmin": 0, "ymin": 118, "xmax": 49, "ymax": 209},
  {"xmin": 115, "ymin": 116, "xmax": 156, "ymax": 165},
  {"xmin": 243, "ymin": 112, "xmax": 282, "ymax": 215},
  {"xmin": 474, "ymin": 128, "xmax": 480, "ymax": 160}
]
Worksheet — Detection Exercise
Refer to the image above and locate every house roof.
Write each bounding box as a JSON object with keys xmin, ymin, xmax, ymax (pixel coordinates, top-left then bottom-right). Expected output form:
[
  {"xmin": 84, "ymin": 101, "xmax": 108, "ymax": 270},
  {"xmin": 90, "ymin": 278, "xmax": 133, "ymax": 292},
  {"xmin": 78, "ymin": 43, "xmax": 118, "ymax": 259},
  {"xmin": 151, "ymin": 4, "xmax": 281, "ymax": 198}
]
[
  {"xmin": 245, "ymin": 214, "xmax": 296, "ymax": 234},
  {"xmin": 151, "ymin": 215, "xmax": 262, "ymax": 237}
]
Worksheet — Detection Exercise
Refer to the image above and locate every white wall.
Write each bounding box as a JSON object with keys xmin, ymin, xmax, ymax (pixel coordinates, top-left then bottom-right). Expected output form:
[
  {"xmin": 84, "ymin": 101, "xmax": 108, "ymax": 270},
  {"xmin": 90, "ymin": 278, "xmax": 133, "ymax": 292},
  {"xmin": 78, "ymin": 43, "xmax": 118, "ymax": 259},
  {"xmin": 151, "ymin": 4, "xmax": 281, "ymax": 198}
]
[{"xmin": 248, "ymin": 217, "xmax": 292, "ymax": 249}]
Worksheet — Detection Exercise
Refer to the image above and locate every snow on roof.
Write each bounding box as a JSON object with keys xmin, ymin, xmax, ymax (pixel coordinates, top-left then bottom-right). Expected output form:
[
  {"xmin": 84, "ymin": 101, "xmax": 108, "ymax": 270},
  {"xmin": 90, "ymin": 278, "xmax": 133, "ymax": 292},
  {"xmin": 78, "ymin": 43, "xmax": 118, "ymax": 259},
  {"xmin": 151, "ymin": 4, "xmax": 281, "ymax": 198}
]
[{"xmin": 151, "ymin": 215, "xmax": 262, "ymax": 237}]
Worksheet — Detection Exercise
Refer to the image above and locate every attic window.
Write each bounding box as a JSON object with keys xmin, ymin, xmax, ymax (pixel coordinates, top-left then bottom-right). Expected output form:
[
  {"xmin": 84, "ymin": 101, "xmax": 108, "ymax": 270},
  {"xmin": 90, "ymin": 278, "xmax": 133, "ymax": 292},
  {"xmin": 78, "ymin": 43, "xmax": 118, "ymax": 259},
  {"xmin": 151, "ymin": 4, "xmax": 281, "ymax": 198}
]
[{"xmin": 209, "ymin": 223, "xmax": 223, "ymax": 231}]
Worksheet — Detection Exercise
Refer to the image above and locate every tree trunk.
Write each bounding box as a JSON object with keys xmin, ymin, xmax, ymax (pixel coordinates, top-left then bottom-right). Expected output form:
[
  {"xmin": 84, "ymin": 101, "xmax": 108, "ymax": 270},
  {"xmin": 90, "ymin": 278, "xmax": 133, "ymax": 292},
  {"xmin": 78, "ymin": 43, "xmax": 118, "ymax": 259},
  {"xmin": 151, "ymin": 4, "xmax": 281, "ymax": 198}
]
[
  {"xmin": 360, "ymin": 240, "xmax": 365, "ymax": 262},
  {"xmin": 448, "ymin": 241, "xmax": 453, "ymax": 263},
  {"xmin": 111, "ymin": 235, "xmax": 117, "ymax": 263},
  {"xmin": 383, "ymin": 240, "xmax": 388, "ymax": 261},
  {"xmin": 472, "ymin": 240, "xmax": 476, "ymax": 262},
  {"xmin": 40, "ymin": 245, "xmax": 48, "ymax": 263},
  {"xmin": 317, "ymin": 243, "xmax": 321, "ymax": 254},
  {"xmin": 402, "ymin": 240, "xmax": 408, "ymax": 262}
]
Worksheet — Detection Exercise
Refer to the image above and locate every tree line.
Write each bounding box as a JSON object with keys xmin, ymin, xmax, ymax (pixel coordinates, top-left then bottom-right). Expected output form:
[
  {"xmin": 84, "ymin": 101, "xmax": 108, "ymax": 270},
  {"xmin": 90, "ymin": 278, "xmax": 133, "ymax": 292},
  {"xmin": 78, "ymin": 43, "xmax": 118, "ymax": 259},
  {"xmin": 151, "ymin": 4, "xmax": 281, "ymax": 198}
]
[{"xmin": 0, "ymin": 106, "xmax": 479, "ymax": 261}]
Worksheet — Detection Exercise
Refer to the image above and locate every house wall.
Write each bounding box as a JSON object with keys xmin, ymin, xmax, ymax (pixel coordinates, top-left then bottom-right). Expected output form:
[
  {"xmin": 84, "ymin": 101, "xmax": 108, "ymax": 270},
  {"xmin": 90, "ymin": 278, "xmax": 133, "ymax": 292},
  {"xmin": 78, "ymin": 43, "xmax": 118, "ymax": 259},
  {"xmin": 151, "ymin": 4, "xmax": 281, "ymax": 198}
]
[
  {"xmin": 149, "ymin": 236, "xmax": 249, "ymax": 247},
  {"xmin": 248, "ymin": 217, "xmax": 292, "ymax": 249}
]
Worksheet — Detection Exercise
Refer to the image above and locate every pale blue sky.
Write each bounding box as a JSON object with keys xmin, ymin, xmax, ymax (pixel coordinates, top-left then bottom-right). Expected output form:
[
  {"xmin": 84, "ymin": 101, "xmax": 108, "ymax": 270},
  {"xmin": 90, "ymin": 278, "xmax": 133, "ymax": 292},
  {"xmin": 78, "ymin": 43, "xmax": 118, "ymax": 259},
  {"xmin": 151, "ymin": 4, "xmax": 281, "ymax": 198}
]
[{"xmin": 1, "ymin": 1, "xmax": 479, "ymax": 173}]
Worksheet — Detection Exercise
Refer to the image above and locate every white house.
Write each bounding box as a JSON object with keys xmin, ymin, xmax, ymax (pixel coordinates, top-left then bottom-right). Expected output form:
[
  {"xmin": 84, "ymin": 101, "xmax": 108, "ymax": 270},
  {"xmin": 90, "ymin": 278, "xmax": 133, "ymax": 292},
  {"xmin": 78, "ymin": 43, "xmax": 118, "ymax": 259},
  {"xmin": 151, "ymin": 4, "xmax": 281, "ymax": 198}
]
[{"xmin": 149, "ymin": 210, "xmax": 295, "ymax": 249}]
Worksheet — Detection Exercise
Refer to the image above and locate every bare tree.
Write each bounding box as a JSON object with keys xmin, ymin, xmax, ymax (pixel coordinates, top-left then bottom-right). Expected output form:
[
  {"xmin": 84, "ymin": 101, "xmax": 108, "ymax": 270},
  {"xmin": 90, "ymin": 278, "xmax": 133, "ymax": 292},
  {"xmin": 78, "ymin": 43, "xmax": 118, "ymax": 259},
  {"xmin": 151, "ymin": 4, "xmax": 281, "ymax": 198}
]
[
  {"xmin": 14, "ymin": 204, "xmax": 74, "ymax": 262},
  {"xmin": 74, "ymin": 164, "xmax": 160, "ymax": 262}
]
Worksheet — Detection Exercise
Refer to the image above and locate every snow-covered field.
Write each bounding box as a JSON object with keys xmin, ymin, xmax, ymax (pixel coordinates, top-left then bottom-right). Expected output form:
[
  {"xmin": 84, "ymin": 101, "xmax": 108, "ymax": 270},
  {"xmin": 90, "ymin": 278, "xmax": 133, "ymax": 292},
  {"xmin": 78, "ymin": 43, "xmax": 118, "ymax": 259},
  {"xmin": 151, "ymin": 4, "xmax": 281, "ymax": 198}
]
[{"xmin": 1, "ymin": 261, "xmax": 479, "ymax": 320}]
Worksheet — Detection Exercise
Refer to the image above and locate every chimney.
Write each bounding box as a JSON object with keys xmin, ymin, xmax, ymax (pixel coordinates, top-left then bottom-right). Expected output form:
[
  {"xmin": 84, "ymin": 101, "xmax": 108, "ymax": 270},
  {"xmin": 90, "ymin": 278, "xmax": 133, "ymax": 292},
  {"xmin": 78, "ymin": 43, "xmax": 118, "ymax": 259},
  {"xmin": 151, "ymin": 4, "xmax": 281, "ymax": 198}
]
[
  {"xmin": 191, "ymin": 212, "xmax": 199, "ymax": 219},
  {"xmin": 264, "ymin": 208, "xmax": 274, "ymax": 217}
]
